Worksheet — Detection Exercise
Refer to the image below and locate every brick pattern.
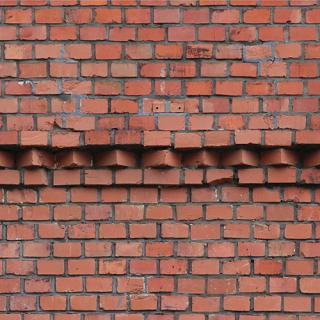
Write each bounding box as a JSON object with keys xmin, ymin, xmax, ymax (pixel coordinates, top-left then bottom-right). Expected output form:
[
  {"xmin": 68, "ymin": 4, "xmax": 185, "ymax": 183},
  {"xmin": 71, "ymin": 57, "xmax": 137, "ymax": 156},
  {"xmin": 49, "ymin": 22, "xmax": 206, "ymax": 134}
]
[
  {"xmin": 0, "ymin": 147, "xmax": 319, "ymax": 186},
  {"xmin": 2, "ymin": 185, "xmax": 320, "ymax": 318},
  {"xmin": 1, "ymin": 0, "xmax": 320, "ymax": 318},
  {"xmin": 0, "ymin": 1, "xmax": 320, "ymax": 149}
]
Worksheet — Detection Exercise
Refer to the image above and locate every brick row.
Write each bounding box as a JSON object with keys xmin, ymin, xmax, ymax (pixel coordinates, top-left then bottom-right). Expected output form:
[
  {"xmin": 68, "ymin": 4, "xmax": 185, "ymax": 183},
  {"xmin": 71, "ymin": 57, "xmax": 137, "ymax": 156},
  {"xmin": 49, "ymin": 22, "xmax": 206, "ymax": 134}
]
[
  {"xmin": 0, "ymin": 186, "xmax": 319, "ymax": 204},
  {"xmin": 2, "ymin": 6, "xmax": 320, "ymax": 24},
  {"xmin": 0, "ymin": 110, "xmax": 318, "ymax": 131},
  {"xmin": 0, "ymin": 314, "xmax": 316, "ymax": 320},
  {"xmin": 1, "ymin": 276, "xmax": 320, "ymax": 294},
  {"xmin": 2, "ymin": 223, "xmax": 320, "ymax": 240},
  {"xmin": 1, "ymin": 203, "xmax": 320, "ymax": 220},
  {"xmin": 2, "ymin": 78, "xmax": 320, "ymax": 95},
  {"xmin": 0, "ymin": 97, "xmax": 319, "ymax": 114},
  {"xmin": 2, "ymin": 130, "xmax": 320, "ymax": 148},
  {"xmin": 2, "ymin": 60, "xmax": 320, "ymax": 78},
  {"xmin": 1, "ymin": 293, "xmax": 320, "ymax": 313},
  {"xmin": 1, "ymin": 0, "xmax": 319, "ymax": 6},
  {"xmin": 1, "ymin": 24, "xmax": 320, "ymax": 41},
  {"xmin": 2, "ymin": 167, "xmax": 320, "ymax": 186},
  {"xmin": 0, "ymin": 148, "xmax": 319, "ymax": 169}
]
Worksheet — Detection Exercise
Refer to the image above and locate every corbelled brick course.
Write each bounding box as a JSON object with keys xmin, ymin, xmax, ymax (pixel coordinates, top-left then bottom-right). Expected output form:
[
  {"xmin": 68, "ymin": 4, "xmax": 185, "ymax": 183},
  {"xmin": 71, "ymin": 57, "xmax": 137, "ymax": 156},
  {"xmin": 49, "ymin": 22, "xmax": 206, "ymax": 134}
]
[{"xmin": 0, "ymin": 0, "xmax": 320, "ymax": 318}]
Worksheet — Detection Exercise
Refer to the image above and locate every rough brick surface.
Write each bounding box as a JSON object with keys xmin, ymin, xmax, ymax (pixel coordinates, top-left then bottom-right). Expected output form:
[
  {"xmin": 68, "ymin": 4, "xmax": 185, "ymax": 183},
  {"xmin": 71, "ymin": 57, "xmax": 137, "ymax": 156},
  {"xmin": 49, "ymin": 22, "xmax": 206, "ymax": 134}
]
[{"xmin": 1, "ymin": 0, "xmax": 320, "ymax": 318}]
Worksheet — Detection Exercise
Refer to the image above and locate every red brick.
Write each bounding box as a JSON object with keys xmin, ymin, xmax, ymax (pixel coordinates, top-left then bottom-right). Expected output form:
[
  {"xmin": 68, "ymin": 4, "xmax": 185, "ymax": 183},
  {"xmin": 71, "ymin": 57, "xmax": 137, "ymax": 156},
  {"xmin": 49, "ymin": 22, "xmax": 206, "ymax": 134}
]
[
  {"xmin": 261, "ymin": 148, "xmax": 299, "ymax": 166},
  {"xmin": 254, "ymin": 296, "xmax": 281, "ymax": 311},
  {"xmin": 0, "ymin": 62, "xmax": 16, "ymax": 78},
  {"xmin": 266, "ymin": 205, "xmax": 294, "ymax": 221},
  {"xmin": 162, "ymin": 295, "xmax": 189, "ymax": 311},
  {"xmin": 144, "ymin": 131, "xmax": 171, "ymax": 147},
  {"xmin": 140, "ymin": 63, "xmax": 166, "ymax": 78},
  {"xmin": 56, "ymin": 151, "xmax": 91, "ymax": 168},
  {"xmin": 224, "ymin": 296, "xmax": 250, "ymax": 311},
  {"xmin": 65, "ymin": 8, "xmax": 92, "ymax": 23},
  {"xmin": 50, "ymin": 62, "xmax": 78, "ymax": 78},
  {"xmin": 192, "ymin": 297, "xmax": 220, "ymax": 312},
  {"xmin": 70, "ymin": 296, "xmax": 97, "ymax": 311},
  {"xmin": 17, "ymin": 150, "xmax": 53, "ymax": 169},
  {"xmin": 131, "ymin": 294, "xmax": 157, "ymax": 310},
  {"xmin": 230, "ymin": 26, "xmax": 256, "ymax": 42},
  {"xmin": 138, "ymin": 27, "xmax": 165, "ymax": 41},
  {"xmin": 168, "ymin": 26, "xmax": 195, "ymax": 41},
  {"xmin": 175, "ymin": 132, "xmax": 201, "ymax": 149},
  {"xmin": 212, "ymin": 9, "xmax": 239, "ymax": 23},
  {"xmin": 126, "ymin": 44, "xmax": 152, "ymax": 60},
  {"xmin": 286, "ymin": 259, "xmax": 313, "ymax": 275},
  {"xmin": 276, "ymin": 43, "xmax": 302, "ymax": 59},
  {"xmin": 5, "ymin": 8, "xmax": 31, "ymax": 23},
  {"xmin": 96, "ymin": 44, "xmax": 122, "ymax": 60},
  {"xmin": 237, "ymin": 205, "xmax": 263, "ymax": 220},
  {"xmin": 274, "ymin": 8, "xmax": 301, "ymax": 23},
  {"xmin": 142, "ymin": 150, "xmax": 181, "ymax": 167},
  {"xmin": 95, "ymin": 150, "xmax": 136, "ymax": 167},
  {"xmin": 186, "ymin": 44, "xmax": 213, "ymax": 59},
  {"xmin": 186, "ymin": 81, "xmax": 212, "ymax": 96},
  {"xmin": 35, "ymin": 8, "xmax": 63, "ymax": 23},
  {"xmin": 246, "ymin": 45, "xmax": 272, "ymax": 60},
  {"xmin": 126, "ymin": 8, "xmax": 150, "ymax": 23},
  {"xmin": 223, "ymin": 149, "xmax": 259, "ymax": 167},
  {"xmin": 304, "ymin": 150, "xmax": 320, "ymax": 167},
  {"xmin": 10, "ymin": 296, "xmax": 36, "ymax": 311},
  {"xmin": 289, "ymin": 26, "xmax": 318, "ymax": 41},
  {"xmin": 284, "ymin": 296, "xmax": 311, "ymax": 312},
  {"xmin": 159, "ymin": 85, "xmax": 183, "ymax": 100},
  {"xmin": 5, "ymin": 81, "xmax": 32, "ymax": 95},
  {"xmin": 86, "ymin": 276, "xmax": 112, "ymax": 292},
  {"xmin": 50, "ymin": 26, "xmax": 77, "ymax": 40},
  {"xmin": 238, "ymin": 168, "xmax": 264, "ymax": 184},
  {"xmin": 155, "ymin": 44, "xmax": 183, "ymax": 60},
  {"xmin": 68, "ymin": 258, "xmax": 95, "ymax": 275},
  {"xmin": 260, "ymin": 26, "xmax": 285, "ymax": 41},
  {"xmin": 239, "ymin": 276, "xmax": 266, "ymax": 292},
  {"xmin": 71, "ymin": 188, "xmax": 98, "ymax": 203},
  {"xmin": 95, "ymin": 8, "xmax": 121, "ymax": 23},
  {"xmin": 154, "ymin": 9, "xmax": 180, "ymax": 23},
  {"xmin": 40, "ymin": 296, "xmax": 67, "ymax": 311},
  {"xmin": 244, "ymin": 9, "xmax": 271, "ymax": 23}
]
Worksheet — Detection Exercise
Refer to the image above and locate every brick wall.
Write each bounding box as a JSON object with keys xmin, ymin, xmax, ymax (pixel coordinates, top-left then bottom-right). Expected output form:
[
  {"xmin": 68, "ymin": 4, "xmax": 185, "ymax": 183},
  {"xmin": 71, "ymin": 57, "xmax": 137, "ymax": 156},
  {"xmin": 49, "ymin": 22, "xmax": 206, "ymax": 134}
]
[{"xmin": 1, "ymin": 0, "xmax": 320, "ymax": 318}]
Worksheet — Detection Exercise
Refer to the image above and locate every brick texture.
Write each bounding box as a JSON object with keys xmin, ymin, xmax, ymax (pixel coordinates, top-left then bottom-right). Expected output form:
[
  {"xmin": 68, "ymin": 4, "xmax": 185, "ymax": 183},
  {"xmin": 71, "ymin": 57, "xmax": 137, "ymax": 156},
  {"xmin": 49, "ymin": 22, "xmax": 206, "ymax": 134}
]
[{"xmin": 0, "ymin": 0, "xmax": 320, "ymax": 318}]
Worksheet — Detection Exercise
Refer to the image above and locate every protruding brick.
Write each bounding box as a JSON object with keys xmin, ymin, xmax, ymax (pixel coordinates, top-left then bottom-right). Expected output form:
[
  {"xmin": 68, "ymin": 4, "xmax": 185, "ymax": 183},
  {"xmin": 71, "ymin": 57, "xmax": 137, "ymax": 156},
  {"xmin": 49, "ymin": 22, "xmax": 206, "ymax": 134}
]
[
  {"xmin": 17, "ymin": 149, "xmax": 54, "ymax": 168},
  {"xmin": 142, "ymin": 150, "xmax": 181, "ymax": 168},
  {"xmin": 95, "ymin": 150, "xmax": 136, "ymax": 167},
  {"xmin": 222, "ymin": 149, "xmax": 259, "ymax": 167},
  {"xmin": 0, "ymin": 151, "xmax": 14, "ymax": 168},
  {"xmin": 183, "ymin": 150, "xmax": 219, "ymax": 167},
  {"xmin": 261, "ymin": 148, "xmax": 299, "ymax": 166},
  {"xmin": 304, "ymin": 150, "xmax": 320, "ymax": 167},
  {"xmin": 56, "ymin": 150, "xmax": 92, "ymax": 168}
]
